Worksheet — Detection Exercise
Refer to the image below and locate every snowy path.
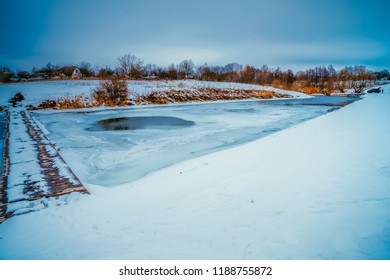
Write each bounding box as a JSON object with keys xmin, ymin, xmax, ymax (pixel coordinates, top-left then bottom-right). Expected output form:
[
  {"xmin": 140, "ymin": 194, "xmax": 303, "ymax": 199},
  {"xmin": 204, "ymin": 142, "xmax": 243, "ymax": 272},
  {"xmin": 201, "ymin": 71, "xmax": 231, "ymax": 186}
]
[
  {"xmin": 0, "ymin": 109, "xmax": 88, "ymax": 221},
  {"xmin": 0, "ymin": 111, "xmax": 10, "ymax": 222},
  {"xmin": 0, "ymin": 85, "xmax": 389, "ymax": 259}
]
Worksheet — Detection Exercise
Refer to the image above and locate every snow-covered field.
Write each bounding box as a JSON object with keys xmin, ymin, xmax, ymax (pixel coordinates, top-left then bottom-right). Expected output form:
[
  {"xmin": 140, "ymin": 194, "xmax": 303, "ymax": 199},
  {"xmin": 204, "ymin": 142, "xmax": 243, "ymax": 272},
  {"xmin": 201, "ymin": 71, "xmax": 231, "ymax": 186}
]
[
  {"xmin": 0, "ymin": 79, "xmax": 306, "ymax": 107},
  {"xmin": 0, "ymin": 81, "xmax": 389, "ymax": 259}
]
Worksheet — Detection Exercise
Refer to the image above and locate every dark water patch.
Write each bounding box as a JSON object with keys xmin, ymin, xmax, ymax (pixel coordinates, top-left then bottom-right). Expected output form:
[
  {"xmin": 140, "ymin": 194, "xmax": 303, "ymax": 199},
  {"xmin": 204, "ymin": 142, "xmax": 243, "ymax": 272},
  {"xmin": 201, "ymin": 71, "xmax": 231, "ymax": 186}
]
[{"xmin": 88, "ymin": 116, "xmax": 195, "ymax": 131}]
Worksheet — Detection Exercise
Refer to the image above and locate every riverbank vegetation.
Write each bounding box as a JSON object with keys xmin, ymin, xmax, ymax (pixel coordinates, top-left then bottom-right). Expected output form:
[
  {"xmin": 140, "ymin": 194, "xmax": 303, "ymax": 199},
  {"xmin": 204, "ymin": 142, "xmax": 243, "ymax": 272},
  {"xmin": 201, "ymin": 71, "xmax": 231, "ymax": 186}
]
[
  {"xmin": 2, "ymin": 54, "xmax": 389, "ymax": 95},
  {"xmin": 31, "ymin": 79, "xmax": 288, "ymax": 110}
]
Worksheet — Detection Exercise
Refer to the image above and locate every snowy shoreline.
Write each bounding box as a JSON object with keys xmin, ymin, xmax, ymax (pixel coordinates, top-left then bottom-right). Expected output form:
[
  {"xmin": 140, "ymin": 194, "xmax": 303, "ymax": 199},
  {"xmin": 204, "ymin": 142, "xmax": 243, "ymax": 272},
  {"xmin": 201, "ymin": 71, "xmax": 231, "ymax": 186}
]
[{"xmin": 0, "ymin": 79, "xmax": 309, "ymax": 108}]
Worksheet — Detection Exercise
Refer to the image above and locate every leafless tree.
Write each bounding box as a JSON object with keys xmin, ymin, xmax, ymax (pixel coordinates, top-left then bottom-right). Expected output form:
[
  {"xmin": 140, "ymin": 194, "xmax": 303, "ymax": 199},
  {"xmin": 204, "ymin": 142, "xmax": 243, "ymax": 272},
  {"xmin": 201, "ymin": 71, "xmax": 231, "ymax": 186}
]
[
  {"xmin": 144, "ymin": 64, "xmax": 158, "ymax": 77},
  {"xmin": 224, "ymin": 63, "xmax": 242, "ymax": 73},
  {"xmin": 117, "ymin": 54, "xmax": 144, "ymax": 79},
  {"xmin": 178, "ymin": 59, "xmax": 194, "ymax": 78},
  {"xmin": 78, "ymin": 61, "xmax": 94, "ymax": 77},
  {"xmin": 93, "ymin": 77, "xmax": 129, "ymax": 106},
  {"xmin": 348, "ymin": 66, "xmax": 376, "ymax": 93}
]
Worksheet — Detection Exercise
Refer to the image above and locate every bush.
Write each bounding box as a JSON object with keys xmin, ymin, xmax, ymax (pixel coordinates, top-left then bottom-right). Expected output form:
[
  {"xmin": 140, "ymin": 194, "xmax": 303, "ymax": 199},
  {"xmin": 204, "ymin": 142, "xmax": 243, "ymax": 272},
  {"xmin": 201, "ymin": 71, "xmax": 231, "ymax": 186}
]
[
  {"xmin": 26, "ymin": 104, "xmax": 37, "ymax": 110},
  {"xmin": 37, "ymin": 99, "xmax": 58, "ymax": 109},
  {"xmin": 0, "ymin": 67, "xmax": 16, "ymax": 83},
  {"xmin": 37, "ymin": 95, "xmax": 91, "ymax": 110},
  {"xmin": 56, "ymin": 96, "xmax": 91, "ymax": 109},
  {"xmin": 13, "ymin": 92, "xmax": 25, "ymax": 101},
  {"xmin": 303, "ymin": 86, "xmax": 319, "ymax": 94},
  {"xmin": 9, "ymin": 92, "xmax": 25, "ymax": 106},
  {"xmin": 93, "ymin": 78, "xmax": 129, "ymax": 106}
]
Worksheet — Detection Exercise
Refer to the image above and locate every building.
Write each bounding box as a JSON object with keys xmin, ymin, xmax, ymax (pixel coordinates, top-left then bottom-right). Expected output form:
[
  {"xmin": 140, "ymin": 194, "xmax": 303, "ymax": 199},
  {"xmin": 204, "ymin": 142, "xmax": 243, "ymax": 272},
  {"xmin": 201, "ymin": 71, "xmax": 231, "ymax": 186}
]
[{"xmin": 71, "ymin": 68, "xmax": 83, "ymax": 79}]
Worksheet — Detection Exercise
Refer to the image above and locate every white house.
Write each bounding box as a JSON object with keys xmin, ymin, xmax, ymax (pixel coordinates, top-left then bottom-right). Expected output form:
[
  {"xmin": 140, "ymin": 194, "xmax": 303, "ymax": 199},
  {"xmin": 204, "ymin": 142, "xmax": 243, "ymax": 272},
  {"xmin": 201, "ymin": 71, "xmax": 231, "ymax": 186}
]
[{"xmin": 71, "ymin": 68, "xmax": 82, "ymax": 79}]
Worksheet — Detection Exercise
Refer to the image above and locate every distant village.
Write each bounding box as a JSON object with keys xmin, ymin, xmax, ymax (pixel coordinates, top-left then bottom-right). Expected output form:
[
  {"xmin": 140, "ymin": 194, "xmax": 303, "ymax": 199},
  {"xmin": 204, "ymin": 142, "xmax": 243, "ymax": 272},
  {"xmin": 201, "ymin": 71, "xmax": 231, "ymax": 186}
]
[{"xmin": 1, "ymin": 64, "xmax": 87, "ymax": 83}]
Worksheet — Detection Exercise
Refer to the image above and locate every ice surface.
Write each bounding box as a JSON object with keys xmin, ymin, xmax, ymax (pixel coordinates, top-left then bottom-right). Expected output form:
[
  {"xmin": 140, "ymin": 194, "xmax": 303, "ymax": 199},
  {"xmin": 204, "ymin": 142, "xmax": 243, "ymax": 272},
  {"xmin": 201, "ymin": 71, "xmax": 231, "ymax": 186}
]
[{"xmin": 32, "ymin": 97, "xmax": 356, "ymax": 186}]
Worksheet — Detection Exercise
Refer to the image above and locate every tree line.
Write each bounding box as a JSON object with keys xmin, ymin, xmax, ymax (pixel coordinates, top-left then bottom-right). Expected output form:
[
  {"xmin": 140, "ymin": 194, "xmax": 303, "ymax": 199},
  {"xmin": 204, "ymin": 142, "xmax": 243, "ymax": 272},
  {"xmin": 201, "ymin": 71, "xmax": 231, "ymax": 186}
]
[{"xmin": 1, "ymin": 54, "xmax": 389, "ymax": 93}]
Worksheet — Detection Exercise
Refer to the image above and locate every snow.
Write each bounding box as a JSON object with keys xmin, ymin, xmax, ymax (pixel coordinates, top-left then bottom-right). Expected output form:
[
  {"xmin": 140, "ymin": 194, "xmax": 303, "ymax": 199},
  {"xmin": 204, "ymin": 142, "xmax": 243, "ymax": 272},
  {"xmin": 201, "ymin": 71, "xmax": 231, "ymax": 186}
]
[
  {"xmin": 0, "ymin": 80, "xmax": 99, "ymax": 106},
  {"xmin": 7, "ymin": 111, "xmax": 47, "ymax": 202},
  {"xmin": 2, "ymin": 108, "xmax": 86, "ymax": 216},
  {"xmin": 0, "ymin": 81, "xmax": 389, "ymax": 259},
  {"xmin": 0, "ymin": 79, "xmax": 307, "ymax": 108},
  {"xmin": 0, "ymin": 111, "xmax": 5, "ymax": 167}
]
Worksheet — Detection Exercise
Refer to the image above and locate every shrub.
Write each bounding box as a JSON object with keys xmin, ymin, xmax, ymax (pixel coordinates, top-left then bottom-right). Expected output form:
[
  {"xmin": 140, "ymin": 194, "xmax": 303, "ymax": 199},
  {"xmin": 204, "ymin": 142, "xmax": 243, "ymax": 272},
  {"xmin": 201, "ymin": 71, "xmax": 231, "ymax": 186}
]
[
  {"xmin": 37, "ymin": 95, "xmax": 91, "ymax": 110},
  {"xmin": 37, "ymin": 99, "xmax": 58, "ymax": 110},
  {"xmin": 26, "ymin": 104, "xmax": 37, "ymax": 110},
  {"xmin": 13, "ymin": 92, "xmax": 25, "ymax": 101},
  {"xmin": 253, "ymin": 90, "xmax": 275, "ymax": 99},
  {"xmin": 9, "ymin": 92, "xmax": 25, "ymax": 106},
  {"xmin": 93, "ymin": 78, "xmax": 129, "ymax": 106},
  {"xmin": 56, "ymin": 95, "xmax": 91, "ymax": 109},
  {"xmin": 303, "ymin": 86, "xmax": 319, "ymax": 94}
]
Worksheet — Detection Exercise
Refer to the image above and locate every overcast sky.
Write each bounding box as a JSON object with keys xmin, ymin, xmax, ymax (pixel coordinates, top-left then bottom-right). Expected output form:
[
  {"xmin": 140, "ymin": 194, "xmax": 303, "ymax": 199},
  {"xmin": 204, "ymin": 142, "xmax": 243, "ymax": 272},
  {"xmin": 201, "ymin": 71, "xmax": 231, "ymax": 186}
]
[{"xmin": 1, "ymin": 0, "xmax": 389, "ymax": 71}]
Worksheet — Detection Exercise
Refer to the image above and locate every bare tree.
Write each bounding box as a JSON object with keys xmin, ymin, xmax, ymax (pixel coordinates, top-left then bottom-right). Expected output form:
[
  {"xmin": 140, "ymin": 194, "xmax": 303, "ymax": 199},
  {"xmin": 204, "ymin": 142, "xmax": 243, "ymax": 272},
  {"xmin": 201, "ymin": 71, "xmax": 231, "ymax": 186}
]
[
  {"xmin": 348, "ymin": 66, "xmax": 375, "ymax": 93},
  {"xmin": 144, "ymin": 64, "xmax": 158, "ymax": 77},
  {"xmin": 93, "ymin": 77, "xmax": 129, "ymax": 106},
  {"xmin": 178, "ymin": 59, "xmax": 194, "ymax": 78},
  {"xmin": 78, "ymin": 61, "xmax": 94, "ymax": 77},
  {"xmin": 239, "ymin": 65, "xmax": 256, "ymax": 83},
  {"xmin": 224, "ymin": 63, "xmax": 242, "ymax": 73},
  {"xmin": 166, "ymin": 64, "xmax": 179, "ymax": 80},
  {"xmin": 97, "ymin": 66, "xmax": 115, "ymax": 79},
  {"xmin": 117, "ymin": 54, "xmax": 144, "ymax": 79},
  {"xmin": 0, "ymin": 66, "xmax": 15, "ymax": 83}
]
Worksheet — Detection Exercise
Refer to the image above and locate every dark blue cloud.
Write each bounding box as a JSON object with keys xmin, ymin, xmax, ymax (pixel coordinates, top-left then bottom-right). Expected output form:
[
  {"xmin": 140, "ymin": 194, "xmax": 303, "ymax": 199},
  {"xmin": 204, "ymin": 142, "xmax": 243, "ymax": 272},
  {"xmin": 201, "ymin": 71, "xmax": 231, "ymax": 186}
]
[
  {"xmin": 0, "ymin": 0, "xmax": 55, "ymax": 60},
  {"xmin": 1, "ymin": 0, "xmax": 389, "ymax": 70}
]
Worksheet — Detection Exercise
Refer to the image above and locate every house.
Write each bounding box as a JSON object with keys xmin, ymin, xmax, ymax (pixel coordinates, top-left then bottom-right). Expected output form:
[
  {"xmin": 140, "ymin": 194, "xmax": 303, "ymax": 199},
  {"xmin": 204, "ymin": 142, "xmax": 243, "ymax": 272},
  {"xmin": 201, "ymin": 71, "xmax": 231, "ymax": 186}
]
[{"xmin": 71, "ymin": 68, "xmax": 83, "ymax": 79}]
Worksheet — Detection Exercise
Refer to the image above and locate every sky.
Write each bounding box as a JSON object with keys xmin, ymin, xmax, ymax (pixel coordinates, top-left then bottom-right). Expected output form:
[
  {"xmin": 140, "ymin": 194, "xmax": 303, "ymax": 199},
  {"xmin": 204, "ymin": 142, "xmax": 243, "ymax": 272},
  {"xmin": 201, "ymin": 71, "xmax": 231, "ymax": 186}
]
[{"xmin": 1, "ymin": 0, "xmax": 389, "ymax": 71}]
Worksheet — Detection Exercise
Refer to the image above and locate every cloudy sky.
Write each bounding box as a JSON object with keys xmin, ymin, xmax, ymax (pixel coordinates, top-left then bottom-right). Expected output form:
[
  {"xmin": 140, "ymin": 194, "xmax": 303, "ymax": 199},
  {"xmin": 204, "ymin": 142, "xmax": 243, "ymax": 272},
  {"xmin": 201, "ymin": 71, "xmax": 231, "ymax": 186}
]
[{"xmin": 1, "ymin": 0, "xmax": 389, "ymax": 71}]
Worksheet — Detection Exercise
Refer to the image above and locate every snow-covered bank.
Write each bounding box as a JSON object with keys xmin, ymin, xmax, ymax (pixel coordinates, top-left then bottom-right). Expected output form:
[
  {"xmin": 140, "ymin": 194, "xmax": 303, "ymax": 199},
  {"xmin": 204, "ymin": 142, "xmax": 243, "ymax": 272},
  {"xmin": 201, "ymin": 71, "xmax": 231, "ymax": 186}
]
[
  {"xmin": 0, "ymin": 87, "xmax": 389, "ymax": 259},
  {"xmin": 0, "ymin": 80, "xmax": 307, "ymax": 108}
]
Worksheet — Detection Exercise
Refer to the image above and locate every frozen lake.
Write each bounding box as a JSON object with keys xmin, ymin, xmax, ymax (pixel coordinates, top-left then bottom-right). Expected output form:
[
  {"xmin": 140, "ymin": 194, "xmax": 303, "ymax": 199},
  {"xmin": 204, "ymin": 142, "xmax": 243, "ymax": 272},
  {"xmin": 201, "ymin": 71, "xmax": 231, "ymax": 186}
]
[{"xmin": 33, "ymin": 96, "xmax": 360, "ymax": 186}]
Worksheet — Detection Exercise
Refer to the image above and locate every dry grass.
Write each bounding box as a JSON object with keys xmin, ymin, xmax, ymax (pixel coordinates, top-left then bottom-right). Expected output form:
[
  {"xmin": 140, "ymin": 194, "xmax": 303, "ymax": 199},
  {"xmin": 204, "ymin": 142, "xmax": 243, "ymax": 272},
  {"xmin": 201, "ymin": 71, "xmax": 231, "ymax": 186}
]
[
  {"xmin": 135, "ymin": 88, "xmax": 290, "ymax": 104},
  {"xmin": 33, "ymin": 86, "xmax": 292, "ymax": 110},
  {"xmin": 302, "ymin": 86, "xmax": 320, "ymax": 94},
  {"xmin": 36, "ymin": 95, "xmax": 92, "ymax": 110},
  {"xmin": 92, "ymin": 78, "xmax": 128, "ymax": 106}
]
